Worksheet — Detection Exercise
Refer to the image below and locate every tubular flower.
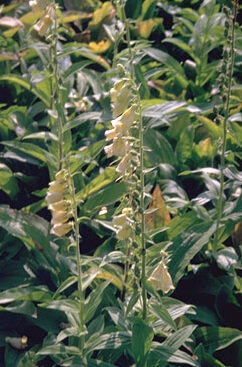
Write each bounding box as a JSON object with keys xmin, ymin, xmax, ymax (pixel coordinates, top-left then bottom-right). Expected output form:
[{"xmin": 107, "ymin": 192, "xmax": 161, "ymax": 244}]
[
  {"xmin": 116, "ymin": 153, "xmax": 131, "ymax": 173},
  {"xmin": 110, "ymin": 80, "xmax": 131, "ymax": 118},
  {"xmin": 52, "ymin": 222, "xmax": 73, "ymax": 237},
  {"xmin": 148, "ymin": 262, "xmax": 174, "ymax": 293},
  {"xmin": 46, "ymin": 169, "xmax": 72, "ymax": 237},
  {"xmin": 113, "ymin": 208, "xmax": 133, "ymax": 240},
  {"xmin": 33, "ymin": 5, "xmax": 54, "ymax": 36},
  {"xmin": 104, "ymin": 138, "xmax": 129, "ymax": 158}
]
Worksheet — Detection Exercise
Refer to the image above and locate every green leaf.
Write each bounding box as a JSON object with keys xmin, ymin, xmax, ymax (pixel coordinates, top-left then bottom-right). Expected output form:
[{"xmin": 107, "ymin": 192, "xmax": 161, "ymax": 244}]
[
  {"xmin": 84, "ymin": 281, "xmax": 110, "ymax": 323},
  {"xmin": 132, "ymin": 318, "xmax": 154, "ymax": 367},
  {"xmin": 214, "ymin": 247, "xmax": 239, "ymax": 271},
  {"xmin": 85, "ymin": 332, "xmax": 130, "ymax": 353},
  {"xmin": 0, "ymin": 285, "xmax": 51, "ymax": 304},
  {"xmin": 64, "ymin": 112, "xmax": 104, "ymax": 132},
  {"xmin": 145, "ymin": 47, "xmax": 188, "ymax": 87},
  {"xmin": 148, "ymin": 342, "xmax": 200, "ymax": 367},
  {"xmin": 175, "ymin": 125, "xmax": 195, "ymax": 165},
  {"xmin": 144, "ymin": 129, "xmax": 176, "ymax": 165},
  {"xmin": 150, "ymin": 303, "xmax": 177, "ymax": 330},
  {"xmin": 39, "ymin": 299, "xmax": 80, "ymax": 314},
  {"xmin": 195, "ymin": 326, "xmax": 242, "ymax": 353},
  {"xmin": 168, "ymin": 222, "xmax": 217, "ymax": 284},
  {"xmin": 0, "ymin": 75, "xmax": 50, "ymax": 106},
  {"xmin": 0, "ymin": 206, "xmax": 51, "ymax": 251},
  {"xmin": 2, "ymin": 140, "xmax": 56, "ymax": 167},
  {"xmin": 37, "ymin": 344, "xmax": 81, "ymax": 356},
  {"xmin": 163, "ymin": 325, "xmax": 197, "ymax": 350},
  {"xmin": 76, "ymin": 167, "xmax": 118, "ymax": 202},
  {"xmin": 83, "ymin": 182, "xmax": 127, "ymax": 212}
]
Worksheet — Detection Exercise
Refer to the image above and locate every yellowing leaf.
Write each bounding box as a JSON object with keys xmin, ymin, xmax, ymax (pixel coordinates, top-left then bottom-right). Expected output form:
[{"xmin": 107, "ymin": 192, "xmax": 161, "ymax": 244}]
[
  {"xmin": 62, "ymin": 12, "xmax": 92, "ymax": 24},
  {"xmin": 96, "ymin": 269, "xmax": 123, "ymax": 290},
  {"xmin": 197, "ymin": 137, "xmax": 215, "ymax": 158},
  {"xmin": 89, "ymin": 39, "xmax": 111, "ymax": 54},
  {"xmin": 138, "ymin": 19, "xmax": 156, "ymax": 38},
  {"xmin": 146, "ymin": 185, "xmax": 171, "ymax": 230},
  {"xmin": 89, "ymin": 2, "xmax": 114, "ymax": 28}
]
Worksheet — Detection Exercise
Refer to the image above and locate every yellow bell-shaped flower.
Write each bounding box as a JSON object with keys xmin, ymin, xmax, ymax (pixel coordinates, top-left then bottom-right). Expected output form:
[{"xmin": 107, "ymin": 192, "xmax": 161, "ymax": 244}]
[{"xmin": 148, "ymin": 262, "xmax": 174, "ymax": 293}]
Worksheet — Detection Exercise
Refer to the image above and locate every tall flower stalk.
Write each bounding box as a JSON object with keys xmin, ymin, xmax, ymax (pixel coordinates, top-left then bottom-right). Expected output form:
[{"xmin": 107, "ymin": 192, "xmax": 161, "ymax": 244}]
[
  {"xmin": 213, "ymin": 0, "xmax": 238, "ymax": 251},
  {"xmin": 105, "ymin": 0, "xmax": 147, "ymax": 319},
  {"xmin": 30, "ymin": 0, "xmax": 85, "ymax": 350}
]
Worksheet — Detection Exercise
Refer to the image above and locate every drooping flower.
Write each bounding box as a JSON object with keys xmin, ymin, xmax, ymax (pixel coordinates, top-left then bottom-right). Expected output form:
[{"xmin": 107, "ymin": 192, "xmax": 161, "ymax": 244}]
[
  {"xmin": 52, "ymin": 222, "xmax": 73, "ymax": 237},
  {"xmin": 116, "ymin": 224, "xmax": 132, "ymax": 240},
  {"xmin": 110, "ymin": 80, "xmax": 131, "ymax": 117},
  {"xmin": 33, "ymin": 5, "xmax": 54, "ymax": 36},
  {"xmin": 48, "ymin": 199, "xmax": 70, "ymax": 212},
  {"xmin": 48, "ymin": 179, "xmax": 67, "ymax": 193},
  {"xmin": 46, "ymin": 191, "xmax": 63, "ymax": 205},
  {"xmin": 46, "ymin": 169, "xmax": 72, "ymax": 237},
  {"xmin": 116, "ymin": 153, "xmax": 131, "ymax": 173},
  {"xmin": 148, "ymin": 262, "xmax": 174, "ymax": 293},
  {"xmin": 52, "ymin": 211, "xmax": 71, "ymax": 225},
  {"xmin": 112, "ymin": 207, "xmax": 133, "ymax": 240}
]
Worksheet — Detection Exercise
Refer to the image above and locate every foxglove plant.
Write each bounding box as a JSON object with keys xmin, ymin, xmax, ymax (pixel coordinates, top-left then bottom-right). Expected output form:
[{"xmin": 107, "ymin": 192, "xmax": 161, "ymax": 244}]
[
  {"xmin": 213, "ymin": 0, "xmax": 238, "ymax": 251},
  {"xmin": 104, "ymin": 0, "xmax": 174, "ymax": 319},
  {"xmin": 29, "ymin": 0, "xmax": 86, "ymax": 350}
]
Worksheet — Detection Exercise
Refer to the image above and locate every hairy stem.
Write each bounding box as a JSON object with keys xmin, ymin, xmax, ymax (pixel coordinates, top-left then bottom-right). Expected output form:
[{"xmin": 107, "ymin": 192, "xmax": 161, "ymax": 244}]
[
  {"xmin": 214, "ymin": 1, "xmax": 237, "ymax": 250},
  {"xmin": 120, "ymin": 0, "xmax": 147, "ymax": 319}
]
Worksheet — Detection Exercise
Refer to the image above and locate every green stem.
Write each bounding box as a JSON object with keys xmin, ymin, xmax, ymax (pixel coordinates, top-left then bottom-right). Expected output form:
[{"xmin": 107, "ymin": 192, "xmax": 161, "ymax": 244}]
[
  {"xmin": 120, "ymin": 0, "xmax": 147, "ymax": 319},
  {"xmin": 51, "ymin": 2, "xmax": 85, "ymax": 350},
  {"xmin": 214, "ymin": 1, "xmax": 237, "ymax": 251},
  {"xmin": 138, "ymin": 101, "xmax": 147, "ymax": 320}
]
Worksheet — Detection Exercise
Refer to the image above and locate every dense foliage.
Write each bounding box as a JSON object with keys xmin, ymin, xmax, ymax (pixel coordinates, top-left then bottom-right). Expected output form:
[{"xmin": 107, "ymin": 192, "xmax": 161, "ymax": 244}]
[{"xmin": 0, "ymin": 0, "xmax": 241, "ymax": 366}]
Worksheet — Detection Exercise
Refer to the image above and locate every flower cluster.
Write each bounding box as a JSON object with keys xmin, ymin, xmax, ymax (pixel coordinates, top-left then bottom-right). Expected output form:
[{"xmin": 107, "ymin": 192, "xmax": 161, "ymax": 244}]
[
  {"xmin": 29, "ymin": 0, "xmax": 54, "ymax": 36},
  {"xmin": 112, "ymin": 207, "xmax": 133, "ymax": 240},
  {"xmin": 148, "ymin": 262, "xmax": 174, "ymax": 294},
  {"xmin": 104, "ymin": 79, "xmax": 137, "ymax": 174},
  {"xmin": 46, "ymin": 169, "xmax": 72, "ymax": 237}
]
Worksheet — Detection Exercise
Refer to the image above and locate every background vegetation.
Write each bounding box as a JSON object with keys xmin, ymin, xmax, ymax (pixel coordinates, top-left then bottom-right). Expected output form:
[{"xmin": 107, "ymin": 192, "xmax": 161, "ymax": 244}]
[{"xmin": 0, "ymin": 0, "xmax": 241, "ymax": 366}]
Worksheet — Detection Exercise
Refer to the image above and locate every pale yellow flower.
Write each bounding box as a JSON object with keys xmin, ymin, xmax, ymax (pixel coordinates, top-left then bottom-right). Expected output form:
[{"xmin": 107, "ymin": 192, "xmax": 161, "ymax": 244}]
[
  {"xmin": 52, "ymin": 222, "xmax": 72, "ymax": 237},
  {"xmin": 112, "ymin": 104, "xmax": 136, "ymax": 131},
  {"xmin": 46, "ymin": 192, "xmax": 63, "ymax": 205},
  {"xmin": 116, "ymin": 153, "xmax": 131, "ymax": 173},
  {"xmin": 105, "ymin": 138, "xmax": 128, "ymax": 158},
  {"xmin": 110, "ymin": 80, "xmax": 131, "ymax": 117},
  {"xmin": 148, "ymin": 262, "xmax": 174, "ymax": 293},
  {"xmin": 116, "ymin": 224, "xmax": 132, "ymax": 240},
  {"xmin": 52, "ymin": 211, "xmax": 71, "ymax": 225},
  {"xmin": 104, "ymin": 143, "xmax": 114, "ymax": 158},
  {"xmin": 105, "ymin": 128, "xmax": 117, "ymax": 141},
  {"xmin": 48, "ymin": 200, "xmax": 70, "ymax": 212},
  {"xmin": 112, "ymin": 138, "xmax": 127, "ymax": 156},
  {"xmin": 34, "ymin": 15, "xmax": 53, "ymax": 36},
  {"xmin": 112, "ymin": 213, "xmax": 127, "ymax": 227},
  {"xmin": 48, "ymin": 179, "xmax": 67, "ymax": 193},
  {"xmin": 55, "ymin": 169, "xmax": 68, "ymax": 181}
]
